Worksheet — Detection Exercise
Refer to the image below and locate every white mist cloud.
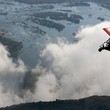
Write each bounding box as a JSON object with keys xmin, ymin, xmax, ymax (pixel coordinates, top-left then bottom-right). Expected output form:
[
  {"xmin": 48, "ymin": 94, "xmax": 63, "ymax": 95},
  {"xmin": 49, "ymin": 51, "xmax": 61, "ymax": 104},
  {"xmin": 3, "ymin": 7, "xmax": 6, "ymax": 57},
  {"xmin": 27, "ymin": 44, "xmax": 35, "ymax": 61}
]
[
  {"xmin": 0, "ymin": 43, "xmax": 26, "ymax": 107},
  {"xmin": 35, "ymin": 21, "xmax": 110, "ymax": 100},
  {"xmin": 0, "ymin": 21, "xmax": 110, "ymax": 107}
]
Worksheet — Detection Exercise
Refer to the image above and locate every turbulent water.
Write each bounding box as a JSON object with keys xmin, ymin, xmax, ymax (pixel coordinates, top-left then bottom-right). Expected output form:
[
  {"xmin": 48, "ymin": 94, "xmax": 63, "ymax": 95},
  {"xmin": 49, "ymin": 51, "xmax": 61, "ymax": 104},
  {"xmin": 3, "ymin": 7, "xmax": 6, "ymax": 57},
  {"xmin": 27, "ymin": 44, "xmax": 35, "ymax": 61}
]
[{"xmin": 0, "ymin": 0, "xmax": 110, "ymax": 107}]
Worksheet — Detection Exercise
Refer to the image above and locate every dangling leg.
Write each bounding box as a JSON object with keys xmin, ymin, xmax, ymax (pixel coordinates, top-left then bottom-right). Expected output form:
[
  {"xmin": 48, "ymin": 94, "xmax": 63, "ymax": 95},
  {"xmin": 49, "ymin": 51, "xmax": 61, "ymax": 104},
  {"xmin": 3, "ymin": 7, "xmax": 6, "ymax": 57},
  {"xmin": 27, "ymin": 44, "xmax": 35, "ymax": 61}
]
[{"xmin": 98, "ymin": 45, "xmax": 104, "ymax": 52}]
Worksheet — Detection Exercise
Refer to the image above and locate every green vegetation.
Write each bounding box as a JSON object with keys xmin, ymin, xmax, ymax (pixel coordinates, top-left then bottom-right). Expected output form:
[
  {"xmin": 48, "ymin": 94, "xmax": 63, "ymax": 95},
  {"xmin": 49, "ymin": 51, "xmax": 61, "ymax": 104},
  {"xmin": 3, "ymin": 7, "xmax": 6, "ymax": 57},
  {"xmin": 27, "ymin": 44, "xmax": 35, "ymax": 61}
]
[
  {"xmin": 97, "ymin": 17, "xmax": 105, "ymax": 21},
  {"xmin": 0, "ymin": 35, "xmax": 23, "ymax": 58},
  {"xmin": 20, "ymin": 22, "xmax": 46, "ymax": 36},
  {"xmin": 30, "ymin": 26, "xmax": 46, "ymax": 36},
  {"xmin": 14, "ymin": 0, "xmax": 72, "ymax": 4},
  {"xmin": 85, "ymin": 0, "xmax": 110, "ymax": 10},
  {"xmin": 30, "ymin": 11, "xmax": 83, "ymax": 31},
  {"xmin": 33, "ymin": 12, "xmax": 83, "ymax": 23},
  {"xmin": 14, "ymin": 0, "xmax": 110, "ymax": 10},
  {"xmin": 60, "ymin": 10, "xmax": 72, "ymax": 12},
  {"xmin": 31, "ymin": 18, "xmax": 65, "ymax": 32},
  {"xmin": 39, "ymin": 5, "xmax": 54, "ymax": 9},
  {"xmin": 33, "ymin": 12, "xmax": 68, "ymax": 20},
  {"xmin": 64, "ymin": 2, "xmax": 90, "ymax": 7},
  {"xmin": 0, "ymin": 12, "xmax": 8, "ymax": 16}
]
